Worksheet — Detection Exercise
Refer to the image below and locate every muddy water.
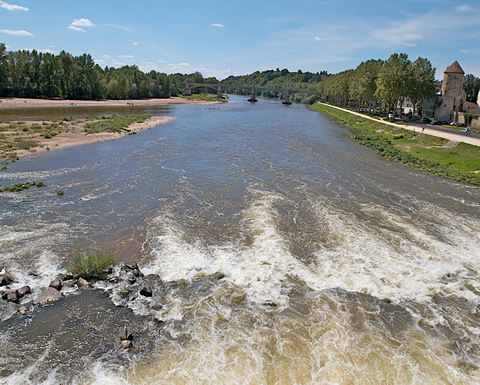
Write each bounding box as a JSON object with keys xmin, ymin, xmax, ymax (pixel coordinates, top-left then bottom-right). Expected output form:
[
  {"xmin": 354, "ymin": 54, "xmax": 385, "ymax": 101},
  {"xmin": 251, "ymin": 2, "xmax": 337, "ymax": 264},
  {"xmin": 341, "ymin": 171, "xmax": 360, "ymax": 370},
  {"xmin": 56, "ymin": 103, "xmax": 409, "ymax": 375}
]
[{"xmin": 0, "ymin": 95, "xmax": 479, "ymax": 384}]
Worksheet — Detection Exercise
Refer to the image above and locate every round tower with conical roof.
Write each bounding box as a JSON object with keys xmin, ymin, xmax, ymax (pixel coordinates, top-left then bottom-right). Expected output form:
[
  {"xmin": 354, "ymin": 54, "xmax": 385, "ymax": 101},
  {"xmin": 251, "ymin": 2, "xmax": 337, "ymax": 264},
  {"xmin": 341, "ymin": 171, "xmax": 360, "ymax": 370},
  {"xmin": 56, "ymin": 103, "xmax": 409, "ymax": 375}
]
[{"xmin": 435, "ymin": 61, "xmax": 467, "ymax": 122}]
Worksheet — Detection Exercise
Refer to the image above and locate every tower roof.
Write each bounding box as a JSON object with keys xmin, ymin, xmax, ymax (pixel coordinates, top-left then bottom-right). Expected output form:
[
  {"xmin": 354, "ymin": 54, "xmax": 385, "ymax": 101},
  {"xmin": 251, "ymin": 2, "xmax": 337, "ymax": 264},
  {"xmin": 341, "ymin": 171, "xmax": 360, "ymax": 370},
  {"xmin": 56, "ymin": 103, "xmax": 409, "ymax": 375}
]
[{"xmin": 444, "ymin": 61, "xmax": 464, "ymax": 74}]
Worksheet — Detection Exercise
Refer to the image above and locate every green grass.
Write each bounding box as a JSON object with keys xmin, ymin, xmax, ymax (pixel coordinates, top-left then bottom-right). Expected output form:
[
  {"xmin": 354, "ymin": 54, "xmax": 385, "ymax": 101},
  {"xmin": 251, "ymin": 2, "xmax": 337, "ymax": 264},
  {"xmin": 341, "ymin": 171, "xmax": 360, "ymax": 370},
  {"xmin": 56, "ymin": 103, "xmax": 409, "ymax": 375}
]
[
  {"xmin": 310, "ymin": 103, "xmax": 480, "ymax": 186},
  {"xmin": 84, "ymin": 114, "xmax": 151, "ymax": 134},
  {"xmin": 65, "ymin": 248, "xmax": 116, "ymax": 279},
  {"xmin": 12, "ymin": 138, "xmax": 38, "ymax": 150}
]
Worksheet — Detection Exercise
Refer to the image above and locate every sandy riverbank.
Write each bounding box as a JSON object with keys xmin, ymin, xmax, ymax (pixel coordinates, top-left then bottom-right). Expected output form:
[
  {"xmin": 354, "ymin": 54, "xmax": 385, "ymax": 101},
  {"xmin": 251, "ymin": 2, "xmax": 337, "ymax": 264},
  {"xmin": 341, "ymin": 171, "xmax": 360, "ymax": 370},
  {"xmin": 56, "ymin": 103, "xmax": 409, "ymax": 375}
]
[
  {"xmin": 0, "ymin": 97, "xmax": 220, "ymax": 160},
  {"xmin": 0, "ymin": 96, "xmax": 218, "ymax": 109},
  {"xmin": 0, "ymin": 115, "xmax": 178, "ymax": 160},
  {"xmin": 14, "ymin": 116, "xmax": 178, "ymax": 159}
]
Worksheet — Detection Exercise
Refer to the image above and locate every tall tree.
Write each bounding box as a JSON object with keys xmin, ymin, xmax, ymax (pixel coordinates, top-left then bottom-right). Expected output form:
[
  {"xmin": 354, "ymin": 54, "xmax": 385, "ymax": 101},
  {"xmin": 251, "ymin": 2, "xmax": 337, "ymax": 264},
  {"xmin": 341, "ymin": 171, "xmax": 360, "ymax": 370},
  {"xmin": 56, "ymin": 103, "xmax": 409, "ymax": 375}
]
[
  {"xmin": 464, "ymin": 74, "xmax": 480, "ymax": 103},
  {"xmin": 409, "ymin": 57, "xmax": 436, "ymax": 115},
  {"xmin": 375, "ymin": 53, "xmax": 413, "ymax": 117}
]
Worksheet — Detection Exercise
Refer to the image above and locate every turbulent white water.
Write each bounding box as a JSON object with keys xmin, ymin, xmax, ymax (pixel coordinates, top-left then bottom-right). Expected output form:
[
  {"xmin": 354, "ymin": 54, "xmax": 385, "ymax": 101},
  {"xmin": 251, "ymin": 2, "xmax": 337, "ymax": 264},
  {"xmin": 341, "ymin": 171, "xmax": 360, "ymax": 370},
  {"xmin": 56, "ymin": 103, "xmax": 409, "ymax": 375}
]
[{"xmin": 1, "ymin": 97, "xmax": 479, "ymax": 384}]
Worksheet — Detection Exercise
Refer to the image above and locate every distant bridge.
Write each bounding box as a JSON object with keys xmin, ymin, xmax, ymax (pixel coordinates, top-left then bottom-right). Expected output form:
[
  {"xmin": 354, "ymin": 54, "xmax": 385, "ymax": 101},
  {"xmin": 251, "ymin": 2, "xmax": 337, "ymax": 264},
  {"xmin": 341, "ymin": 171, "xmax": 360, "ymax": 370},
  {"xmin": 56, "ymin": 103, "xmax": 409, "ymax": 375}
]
[{"xmin": 182, "ymin": 82, "xmax": 321, "ymax": 104}]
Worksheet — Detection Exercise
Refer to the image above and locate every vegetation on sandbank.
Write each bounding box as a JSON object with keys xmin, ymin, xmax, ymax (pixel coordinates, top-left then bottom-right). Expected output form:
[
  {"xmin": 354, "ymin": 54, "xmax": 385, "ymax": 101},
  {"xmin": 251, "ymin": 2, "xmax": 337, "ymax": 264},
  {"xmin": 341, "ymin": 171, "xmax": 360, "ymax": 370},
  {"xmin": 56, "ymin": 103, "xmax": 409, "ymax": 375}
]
[{"xmin": 0, "ymin": 114, "xmax": 152, "ymax": 161}]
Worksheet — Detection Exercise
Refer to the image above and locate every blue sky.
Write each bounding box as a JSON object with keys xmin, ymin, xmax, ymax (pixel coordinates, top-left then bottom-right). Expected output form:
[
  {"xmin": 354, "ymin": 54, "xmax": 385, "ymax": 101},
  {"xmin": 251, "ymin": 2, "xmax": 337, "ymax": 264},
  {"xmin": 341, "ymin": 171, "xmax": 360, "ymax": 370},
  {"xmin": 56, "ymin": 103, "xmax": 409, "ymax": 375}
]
[{"xmin": 1, "ymin": 0, "xmax": 480, "ymax": 80}]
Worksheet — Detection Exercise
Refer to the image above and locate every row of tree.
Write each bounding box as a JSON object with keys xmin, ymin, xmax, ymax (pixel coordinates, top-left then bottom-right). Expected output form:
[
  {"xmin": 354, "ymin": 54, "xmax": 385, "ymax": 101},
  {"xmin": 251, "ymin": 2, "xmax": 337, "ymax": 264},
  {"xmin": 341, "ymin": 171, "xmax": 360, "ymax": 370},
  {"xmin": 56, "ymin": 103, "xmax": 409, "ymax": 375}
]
[
  {"xmin": 0, "ymin": 44, "xmax": 179, "ymax": 100},
  {"xmin": 318, "ymin": 54, "xmax": 438, "ymax": 116}
]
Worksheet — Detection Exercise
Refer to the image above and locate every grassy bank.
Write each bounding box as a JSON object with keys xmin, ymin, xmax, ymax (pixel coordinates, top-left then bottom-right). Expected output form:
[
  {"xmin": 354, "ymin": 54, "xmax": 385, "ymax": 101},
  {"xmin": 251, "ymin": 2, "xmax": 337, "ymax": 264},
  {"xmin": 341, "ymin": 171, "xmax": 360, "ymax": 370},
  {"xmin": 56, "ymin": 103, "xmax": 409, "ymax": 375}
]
[
  {"xmin": 310, "ymin": 103, "xmax": 480, "ymax": 186},
  {"xmin": 84, "ymin": 114, "xmax": 151, "ymax": 134}
]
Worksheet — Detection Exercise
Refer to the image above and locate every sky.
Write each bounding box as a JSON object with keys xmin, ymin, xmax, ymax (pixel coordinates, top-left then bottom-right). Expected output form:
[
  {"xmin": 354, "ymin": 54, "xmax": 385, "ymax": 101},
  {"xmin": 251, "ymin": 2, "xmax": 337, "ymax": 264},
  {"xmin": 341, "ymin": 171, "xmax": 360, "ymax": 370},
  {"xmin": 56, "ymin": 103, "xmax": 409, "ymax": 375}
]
[{"xmin": 1, "ymin": 0, "xmax": 480, "ymax": 80}]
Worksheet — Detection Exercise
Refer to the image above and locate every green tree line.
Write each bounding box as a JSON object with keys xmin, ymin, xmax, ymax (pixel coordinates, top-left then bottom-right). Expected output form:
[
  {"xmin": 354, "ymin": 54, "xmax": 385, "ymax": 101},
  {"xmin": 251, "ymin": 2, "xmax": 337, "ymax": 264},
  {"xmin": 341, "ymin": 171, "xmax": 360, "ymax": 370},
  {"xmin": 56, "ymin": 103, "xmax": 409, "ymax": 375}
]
[
  {"xmin": 318, "ymin": 53, "xmax": 438, "ymax": 116},
  {"xmin": 319, "ymin": 53, "xmax": 480, "ymax": 116},
  {"xmin": 0, "ymin": 44, "xmax": 189, "ymax": 100}
]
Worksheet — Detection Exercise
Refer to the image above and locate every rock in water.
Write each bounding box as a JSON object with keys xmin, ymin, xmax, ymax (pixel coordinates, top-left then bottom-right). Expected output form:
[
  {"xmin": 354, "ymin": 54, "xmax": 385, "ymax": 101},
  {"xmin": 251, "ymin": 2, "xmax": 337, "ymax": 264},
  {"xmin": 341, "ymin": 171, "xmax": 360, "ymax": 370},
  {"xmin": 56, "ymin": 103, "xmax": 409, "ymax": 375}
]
[
  {"xmin": 17, "ymin": 305, "xmax": 29, "ymax": 315},
  {"xmin": 0, "ymin": 273, "xmax": 14, "ymax": 286},
  {"xmin": 5, "ymin": 290, "xmax": 19, "ymax": 303},
  {"xmin": 17, "ymin": 286, "xmax": 31, "ymax": 298},
  {"xmin": 140, "ymin": 285, "xmax": 153, "ymax": 297},
  {"xmin": 49, "ymin": 279, "xmax": 63, "ymax": 291},
  {"xmin": 77, "ymin": 278, "xmax": 91, "ymax": 287},
  {"xmin": 125, "ymin": 263, "xmax": 139, "ymax": 271},
  {"xmin": 120, "ymin": 326, "xmax": 133, "ymax": 341},
  {"xmin": 34, "ymin": 287, "xmax": 64, "ymax": 305},
  {"xmin": 120, "ymin": 340, "xmax": 133, "ymax": 349}
]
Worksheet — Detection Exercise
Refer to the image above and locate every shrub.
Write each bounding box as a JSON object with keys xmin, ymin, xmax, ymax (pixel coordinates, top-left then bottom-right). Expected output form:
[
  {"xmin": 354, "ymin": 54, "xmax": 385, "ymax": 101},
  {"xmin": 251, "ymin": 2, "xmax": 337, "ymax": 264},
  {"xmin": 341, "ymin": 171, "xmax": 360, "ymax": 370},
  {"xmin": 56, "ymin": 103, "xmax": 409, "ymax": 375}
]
[{"xmin": 65, "ymin": 249, "xmax": 116, "ymax": 279}]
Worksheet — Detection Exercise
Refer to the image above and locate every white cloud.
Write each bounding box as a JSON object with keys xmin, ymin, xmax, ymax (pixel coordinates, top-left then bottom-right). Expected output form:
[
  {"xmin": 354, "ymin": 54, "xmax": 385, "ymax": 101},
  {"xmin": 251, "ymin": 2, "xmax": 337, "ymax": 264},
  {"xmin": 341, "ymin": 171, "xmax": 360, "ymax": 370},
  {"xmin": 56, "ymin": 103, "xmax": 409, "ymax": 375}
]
[
  {"xmin": 0, "ymin": 29, "xmax": 32, "ymax": 36},
  {"xmin": 0, "ymin": 1, "xmax": 28, "ymax": 11},
  {"xmin": 211, "ymin": 23, "xmax": 224, "ymax": 28},
  {"xmin": 314, "ymin": 36, "xmax": 322, "ymax": 41},
  {"xmin": 120, "ymin": 55, "xmax": 134, "ymax": 58},
  {"xmin": 133, "ymin": 42, "xmax": 139, "ymax": 46},
  {"xmin": 456, "ymin": 5, "xmax": 472, "ymax": 12},
  {"xmin": 68, "ymin": 26, "xmax": 86, "ymax": 32},
  {"xmin": 371, "ymin": 17, "xmax": 428, "ymax": 47},
  {"xmin": 69, "ymin": 18, "xmax": 95, "ymax": 33},
  {"xmin": 72, "ymin": 18, "xmax": 95, "ymax": 27}
]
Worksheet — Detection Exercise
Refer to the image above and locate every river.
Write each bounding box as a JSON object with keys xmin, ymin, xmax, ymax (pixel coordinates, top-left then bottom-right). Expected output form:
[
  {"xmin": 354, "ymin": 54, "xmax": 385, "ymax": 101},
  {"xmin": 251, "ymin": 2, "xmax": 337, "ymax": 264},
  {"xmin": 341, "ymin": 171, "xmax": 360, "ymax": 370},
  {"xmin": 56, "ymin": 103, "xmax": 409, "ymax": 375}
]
[{"xmin": 1, "ymin": 95, "xmax": 479, "ymax": 384}]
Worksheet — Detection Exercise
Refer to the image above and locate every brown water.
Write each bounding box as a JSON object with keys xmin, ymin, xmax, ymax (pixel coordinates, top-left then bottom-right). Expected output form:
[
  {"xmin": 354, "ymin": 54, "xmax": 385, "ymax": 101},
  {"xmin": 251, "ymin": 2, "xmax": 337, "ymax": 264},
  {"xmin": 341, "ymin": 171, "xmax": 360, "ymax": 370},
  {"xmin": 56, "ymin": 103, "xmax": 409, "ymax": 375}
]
[{"xmin": 0, "ymin": 96, "xmax": 479, "ymax": 384}]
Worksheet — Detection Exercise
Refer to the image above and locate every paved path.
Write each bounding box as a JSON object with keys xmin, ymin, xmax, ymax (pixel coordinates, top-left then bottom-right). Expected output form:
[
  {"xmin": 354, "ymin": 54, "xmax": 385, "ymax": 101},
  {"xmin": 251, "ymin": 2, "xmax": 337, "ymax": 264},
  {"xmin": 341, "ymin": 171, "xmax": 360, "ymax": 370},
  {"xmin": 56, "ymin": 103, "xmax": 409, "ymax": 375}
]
[{"xmin": 319, "ymin": 103, "xmax": 480, "ymax": 147}]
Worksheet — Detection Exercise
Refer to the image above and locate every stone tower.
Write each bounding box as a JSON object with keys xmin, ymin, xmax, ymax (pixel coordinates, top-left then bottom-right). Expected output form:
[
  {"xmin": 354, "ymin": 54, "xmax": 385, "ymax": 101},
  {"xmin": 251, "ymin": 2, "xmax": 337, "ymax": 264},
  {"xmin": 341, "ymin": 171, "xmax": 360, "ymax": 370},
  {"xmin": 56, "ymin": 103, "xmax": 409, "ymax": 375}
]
[{"xmin": 435, "ymin": 61, "xmax": 466, "ymax": 122}]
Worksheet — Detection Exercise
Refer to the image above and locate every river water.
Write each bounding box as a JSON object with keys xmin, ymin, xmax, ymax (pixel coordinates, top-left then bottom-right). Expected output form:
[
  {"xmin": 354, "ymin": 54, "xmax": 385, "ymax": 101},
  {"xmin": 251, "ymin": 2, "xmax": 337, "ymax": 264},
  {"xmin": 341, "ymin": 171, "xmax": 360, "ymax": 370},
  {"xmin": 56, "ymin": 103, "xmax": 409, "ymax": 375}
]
[{"xmin": 1, "ymin": 95, "xmax": 480, "ymax": 384}]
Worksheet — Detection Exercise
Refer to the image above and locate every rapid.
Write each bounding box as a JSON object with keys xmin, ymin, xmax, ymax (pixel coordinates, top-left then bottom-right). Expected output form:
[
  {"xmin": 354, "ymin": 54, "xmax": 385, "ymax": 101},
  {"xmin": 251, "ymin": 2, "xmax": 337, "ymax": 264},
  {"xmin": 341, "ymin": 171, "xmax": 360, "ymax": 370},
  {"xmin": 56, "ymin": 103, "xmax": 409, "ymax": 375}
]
[{"xmin": 1, "ymin": 96, "xmax": 479, "ymax": 384}]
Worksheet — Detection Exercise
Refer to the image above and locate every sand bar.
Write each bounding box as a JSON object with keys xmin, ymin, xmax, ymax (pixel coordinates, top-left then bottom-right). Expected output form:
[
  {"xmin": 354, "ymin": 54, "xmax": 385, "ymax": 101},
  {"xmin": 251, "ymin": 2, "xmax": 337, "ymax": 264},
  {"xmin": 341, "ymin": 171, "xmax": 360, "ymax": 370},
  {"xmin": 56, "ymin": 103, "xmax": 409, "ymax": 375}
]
[
  {"xmin": 0, "ymin": 96, "xmax": 218, "ymax": 109},
  {"xmin": 0, "ymin": 97, "xmax": 220, "ymax": 160}
]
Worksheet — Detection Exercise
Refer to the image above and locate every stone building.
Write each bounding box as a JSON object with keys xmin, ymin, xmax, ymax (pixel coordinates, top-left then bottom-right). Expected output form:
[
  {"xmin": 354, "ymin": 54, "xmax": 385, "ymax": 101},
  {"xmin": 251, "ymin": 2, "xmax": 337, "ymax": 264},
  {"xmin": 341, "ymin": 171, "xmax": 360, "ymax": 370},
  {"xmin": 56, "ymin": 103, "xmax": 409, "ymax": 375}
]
[{"xmin": 435, "ymin": 61, "xmax": 467, "ymax": 122}]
